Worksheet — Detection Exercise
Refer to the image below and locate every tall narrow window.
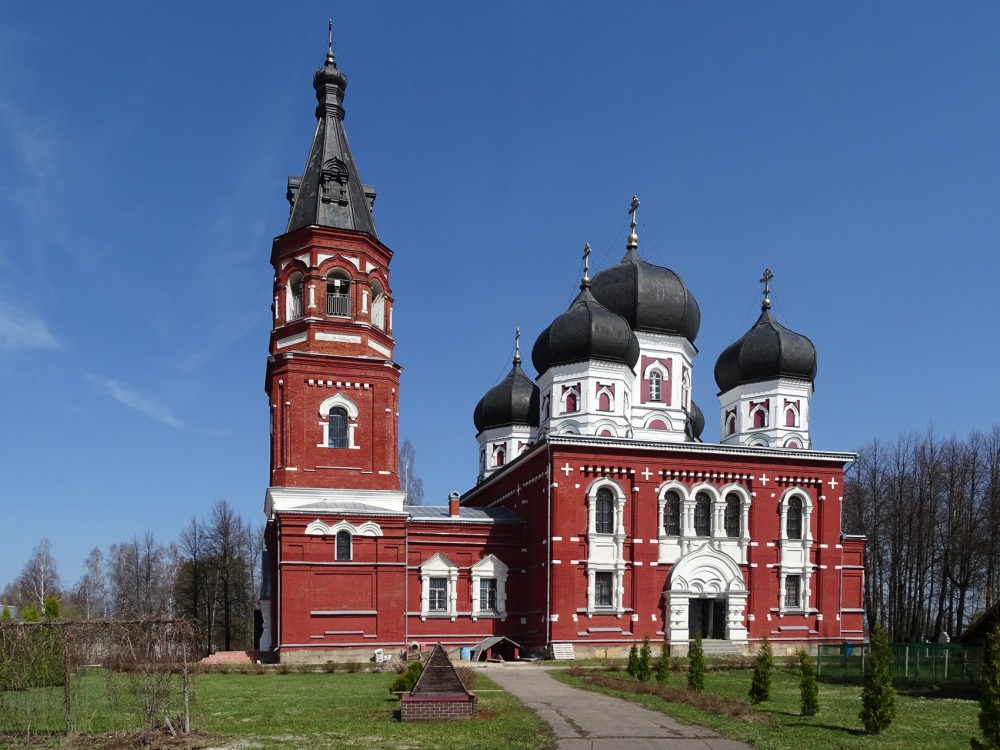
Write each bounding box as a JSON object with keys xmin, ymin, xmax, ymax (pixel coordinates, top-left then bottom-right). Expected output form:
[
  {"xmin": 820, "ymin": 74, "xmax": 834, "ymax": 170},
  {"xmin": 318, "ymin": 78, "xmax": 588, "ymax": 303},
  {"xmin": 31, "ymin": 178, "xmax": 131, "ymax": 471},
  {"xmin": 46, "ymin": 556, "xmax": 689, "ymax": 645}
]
[
  {"xmin": 594, "ymin": 571, "xmax": 614, "ymax": 608},
  {"xmin": 753, "ymin": 407, "xmax": 767, "ymax": 429},
  {"xmin": 328, "ymin": 407, "xmax": 349, "ymax": 448},
  {"xmin": 429, "ymin": 578, "xmax": 447, "ymax": 611},
  {"xmin": 495, "ymin": 446, "xmax": 506, "ymax": 467},
  {"xmin": 726, "ymin": 412, "xmax": 736, "ymax": 436},
  {"xmin": 371, "ymin": 280, "xmax": 386, "ymax": 329},
  {"xmin": 335, "ymin": 530, "xmax": 351, "ymax": 561},
  {"xmin": 785, "ymin": 407, "xmax": 797, "ymax": 427},
  {"xmin": 787, "ymin": 497, "xmax": 803, "ymax": 540},
  {"xmin": 663, "ymin": 491, "xmax": 681, "ymax": 536},
  {"xmin": 694, "ymin": 492, "xmax": 711, "ymax": 537},
  {"xmin": 649, "ymin": 371, "xmax": 662, "ymax": 402},
  {"xmin": 565, "ymin": 391, "xmax": 579, "ymax": 413},
  {"xmin": 725, "ymin": 494, "xmax": 741, "ymax": 538},
  {"xmin": 288, "ymin": 272, "xmax": 304, "ymax": 321},
  {"xmin": 784, "ymin": 575, "xmax": 801, "ymax": 608},
  {"xmin": 598, "ymin": 390, "xmax": 612, "ymax": 411},
  {"xmin": 326, "ymin": 273, "xmax": 351, "ymax": 317},
  {"xmin": 479, "ymin": 578, "xmax": 497, "ymax": 613},
  {"xmin": 595, "ymin": 487, "xmax": 615, "ymax": 534}
]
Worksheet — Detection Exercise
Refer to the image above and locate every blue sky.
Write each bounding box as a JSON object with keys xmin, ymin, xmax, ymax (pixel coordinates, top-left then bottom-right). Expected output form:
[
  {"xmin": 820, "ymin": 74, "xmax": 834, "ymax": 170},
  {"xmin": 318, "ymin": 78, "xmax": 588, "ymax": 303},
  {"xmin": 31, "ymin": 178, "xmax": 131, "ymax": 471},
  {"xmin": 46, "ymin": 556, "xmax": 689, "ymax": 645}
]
[{"xmin": 2, "ymin": 2, "xmax": 999, "ymax": 590}]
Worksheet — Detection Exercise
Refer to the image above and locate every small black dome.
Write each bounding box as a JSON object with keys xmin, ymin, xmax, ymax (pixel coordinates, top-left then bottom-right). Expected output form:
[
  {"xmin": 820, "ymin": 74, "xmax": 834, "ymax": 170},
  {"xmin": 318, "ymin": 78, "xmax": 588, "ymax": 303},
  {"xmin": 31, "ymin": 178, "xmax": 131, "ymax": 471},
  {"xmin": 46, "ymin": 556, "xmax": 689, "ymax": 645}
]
[
  {"xmin": 590, "ymin": 248, "xmax": 701, "ymax": 342},
  {"xmin": 714, "ymin": 307, "xmax": 817, "ymax": 394},
  {"xmin": 532, "ymin": 286, "xmax": 640, "ymax": 376},
  {"xmin": 473, "ymin": 359, "xmax": 540, "ymax": 434},
  {"xmin": 688, "ymin": 401, "xmax": 705, "ymax": 441}
]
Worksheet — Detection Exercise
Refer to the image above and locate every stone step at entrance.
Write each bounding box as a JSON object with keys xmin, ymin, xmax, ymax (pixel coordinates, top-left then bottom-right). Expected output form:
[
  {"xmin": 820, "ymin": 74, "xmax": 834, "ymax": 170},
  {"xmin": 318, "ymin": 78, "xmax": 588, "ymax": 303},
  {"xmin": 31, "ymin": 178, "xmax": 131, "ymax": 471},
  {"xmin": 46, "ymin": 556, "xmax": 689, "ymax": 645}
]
[{"xmin": 693, "ymin": 640, "xmax": 742, "ymax": 656}]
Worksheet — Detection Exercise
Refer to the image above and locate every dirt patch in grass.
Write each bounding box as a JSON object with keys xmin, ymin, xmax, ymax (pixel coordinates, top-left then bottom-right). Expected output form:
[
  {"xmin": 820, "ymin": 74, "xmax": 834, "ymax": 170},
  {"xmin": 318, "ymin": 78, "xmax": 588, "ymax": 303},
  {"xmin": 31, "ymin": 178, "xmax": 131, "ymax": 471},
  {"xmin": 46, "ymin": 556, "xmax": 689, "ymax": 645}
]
[
  {"xmin": 1, "ymin": 729, "xmax": 229, "ymax": 750},
  {"xmin": 565, "ymin": 668, "xmax": 777, "ymax": 726}
]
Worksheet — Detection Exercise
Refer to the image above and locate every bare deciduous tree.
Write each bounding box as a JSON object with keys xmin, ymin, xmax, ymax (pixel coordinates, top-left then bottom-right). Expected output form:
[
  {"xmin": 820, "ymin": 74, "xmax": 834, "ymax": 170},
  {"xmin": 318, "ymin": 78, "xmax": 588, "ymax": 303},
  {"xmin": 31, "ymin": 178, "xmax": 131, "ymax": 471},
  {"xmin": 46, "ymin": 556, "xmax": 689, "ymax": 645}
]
[{"xmin": 399, "ymin": 439, "xmax": 424, "ymax": 506}]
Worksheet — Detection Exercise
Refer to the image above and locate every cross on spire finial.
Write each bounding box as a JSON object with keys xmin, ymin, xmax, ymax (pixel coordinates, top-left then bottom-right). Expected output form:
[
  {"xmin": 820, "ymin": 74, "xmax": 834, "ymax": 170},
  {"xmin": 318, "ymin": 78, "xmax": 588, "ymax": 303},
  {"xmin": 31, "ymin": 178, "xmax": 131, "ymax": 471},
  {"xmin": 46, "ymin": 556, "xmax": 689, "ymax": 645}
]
[
  {"xmin": 326, "ymin": 18, "xmax": 335, "ymax": 64},
  {"xmin": 627, "ymin": 195, "xmax": 640, "ymax": 250},
  {"xmin": 514, "ymin": 327, "xmax": 521, "ymax": 364},
  {"xmin": 760, "ymin": 267, "xmax": 774, "ymax": 310},
  {"xmin": 582, "ymin": 243, "xmax": 591, "ymax": 286}
]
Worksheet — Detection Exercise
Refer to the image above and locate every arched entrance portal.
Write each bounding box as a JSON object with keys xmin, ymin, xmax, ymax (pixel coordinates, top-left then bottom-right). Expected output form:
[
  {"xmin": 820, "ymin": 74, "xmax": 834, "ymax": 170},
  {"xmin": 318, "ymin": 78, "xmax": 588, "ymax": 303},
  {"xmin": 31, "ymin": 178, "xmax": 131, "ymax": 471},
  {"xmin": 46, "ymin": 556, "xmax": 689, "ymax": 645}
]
[{"xmin": 665, "ymin": 544, "xmax": 749, "ymax": 647}]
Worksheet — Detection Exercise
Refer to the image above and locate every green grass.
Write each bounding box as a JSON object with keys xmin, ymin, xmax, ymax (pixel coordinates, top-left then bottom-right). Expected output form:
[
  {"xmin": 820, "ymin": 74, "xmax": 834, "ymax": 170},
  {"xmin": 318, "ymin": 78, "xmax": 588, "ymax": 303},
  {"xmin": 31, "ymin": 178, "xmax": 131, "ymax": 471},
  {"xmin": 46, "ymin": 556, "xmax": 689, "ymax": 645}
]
[
  {"xmin": 553, "ymin": 667, "xmax": 979, "ymax": 750},
  {"xmin": 0, "ymin": 670, "xmax": 551, "ymax": 750}
]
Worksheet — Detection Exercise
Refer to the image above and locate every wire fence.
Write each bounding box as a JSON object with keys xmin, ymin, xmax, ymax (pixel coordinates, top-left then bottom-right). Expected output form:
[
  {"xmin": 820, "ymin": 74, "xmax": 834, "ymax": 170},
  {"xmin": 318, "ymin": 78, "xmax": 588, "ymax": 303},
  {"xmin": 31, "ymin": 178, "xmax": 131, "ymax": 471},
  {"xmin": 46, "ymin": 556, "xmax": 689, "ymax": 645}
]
[
  {"xmin": 0, "ymin": 619, "xmax": 200, "ymax": 739},
  {"xmin": 816, "ymin": 642, "xmax": 983, "ymax": 690}
]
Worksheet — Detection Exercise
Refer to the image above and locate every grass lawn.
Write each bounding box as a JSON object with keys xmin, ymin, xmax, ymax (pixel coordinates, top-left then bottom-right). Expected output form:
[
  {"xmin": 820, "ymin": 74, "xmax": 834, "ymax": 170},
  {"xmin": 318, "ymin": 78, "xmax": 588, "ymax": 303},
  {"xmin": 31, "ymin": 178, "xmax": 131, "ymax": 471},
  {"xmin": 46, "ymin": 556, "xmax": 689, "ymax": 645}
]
[
  {"xmin": 0, "ymin": 670, "xmax": 551, "ymax": 750},
  {"xmin": 553, "ymin": 667, "xmax": 980, "ymax": 750}
]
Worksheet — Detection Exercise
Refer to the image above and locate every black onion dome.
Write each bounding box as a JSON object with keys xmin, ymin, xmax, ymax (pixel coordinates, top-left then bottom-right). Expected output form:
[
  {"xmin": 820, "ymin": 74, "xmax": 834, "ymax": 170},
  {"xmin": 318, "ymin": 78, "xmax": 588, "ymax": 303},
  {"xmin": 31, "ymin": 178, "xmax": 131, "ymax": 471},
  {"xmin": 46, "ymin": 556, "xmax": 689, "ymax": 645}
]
[
  {"xmin": 532, "ymin": 287, "xmax": 640, "ymax": 376},
  {"xmin": 473, "ymin": 360, "xmax": 540, "ymax": 434},
  {"xmin": 590, "ymin": 248, "xmax": 701, "ymax": 342},
  {"xmin": 688, "ymin": 401, "xmax": 705, "ymax": 441},
  {"xmin": 714, "ymin": 307, "xmax": 817, "ymax": 394}
]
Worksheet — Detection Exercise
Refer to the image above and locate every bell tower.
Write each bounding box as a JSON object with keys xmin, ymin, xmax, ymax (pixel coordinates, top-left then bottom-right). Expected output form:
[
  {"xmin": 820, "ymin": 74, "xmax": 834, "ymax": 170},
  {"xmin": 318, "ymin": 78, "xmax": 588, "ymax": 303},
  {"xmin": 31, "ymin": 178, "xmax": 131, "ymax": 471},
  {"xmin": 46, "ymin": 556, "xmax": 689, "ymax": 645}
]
[{"xmin": 265, "ymin": 39, "xmax": 403, "ymax": 501}]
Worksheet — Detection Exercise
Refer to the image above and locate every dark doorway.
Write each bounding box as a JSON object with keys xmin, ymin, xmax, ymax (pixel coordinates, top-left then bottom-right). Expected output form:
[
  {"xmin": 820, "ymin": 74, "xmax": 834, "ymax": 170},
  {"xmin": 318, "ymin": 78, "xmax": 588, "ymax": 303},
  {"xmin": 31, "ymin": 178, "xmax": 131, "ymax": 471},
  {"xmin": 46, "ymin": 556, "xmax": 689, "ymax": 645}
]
[{"xmin": 688, "ymin": 598, "xmax": 727, "ymax": 640}]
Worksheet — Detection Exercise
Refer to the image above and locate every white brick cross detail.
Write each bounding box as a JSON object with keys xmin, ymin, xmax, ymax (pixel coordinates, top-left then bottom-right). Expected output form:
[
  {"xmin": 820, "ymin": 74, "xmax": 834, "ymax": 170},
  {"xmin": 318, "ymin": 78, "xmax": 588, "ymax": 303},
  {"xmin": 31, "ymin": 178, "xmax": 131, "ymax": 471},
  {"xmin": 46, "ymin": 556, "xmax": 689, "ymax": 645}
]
[
  {"xmin": 641, "ymin": 468, "xmax": 653, "ymax": 480},
  {"xmin": 759, "ymin": 473, "xmax": 769, "ymax": 486},
  {"xmin": 828, "ymin": 476, "xmax": 839, "ymax": 489},
  {"xmin": 561, "ymin": 463, "xmax": 573, "ymax": 477}
]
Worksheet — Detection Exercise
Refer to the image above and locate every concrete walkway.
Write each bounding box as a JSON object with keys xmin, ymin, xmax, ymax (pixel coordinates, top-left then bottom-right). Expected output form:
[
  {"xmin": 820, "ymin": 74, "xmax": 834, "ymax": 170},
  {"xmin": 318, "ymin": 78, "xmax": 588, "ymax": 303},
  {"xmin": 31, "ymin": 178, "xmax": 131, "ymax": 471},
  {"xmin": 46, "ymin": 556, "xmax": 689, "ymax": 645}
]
[{"xmin": 483, "ymin": 665, "xmax": 752, "ymax": 750}]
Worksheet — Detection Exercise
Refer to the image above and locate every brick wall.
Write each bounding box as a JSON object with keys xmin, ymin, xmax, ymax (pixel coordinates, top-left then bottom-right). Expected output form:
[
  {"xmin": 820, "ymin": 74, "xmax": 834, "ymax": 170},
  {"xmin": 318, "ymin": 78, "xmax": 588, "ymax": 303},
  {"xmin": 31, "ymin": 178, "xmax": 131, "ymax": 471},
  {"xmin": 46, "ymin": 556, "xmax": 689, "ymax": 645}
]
[{"xmin": 400, "ymin": 695, "xmax": 479, "ymax": 721}]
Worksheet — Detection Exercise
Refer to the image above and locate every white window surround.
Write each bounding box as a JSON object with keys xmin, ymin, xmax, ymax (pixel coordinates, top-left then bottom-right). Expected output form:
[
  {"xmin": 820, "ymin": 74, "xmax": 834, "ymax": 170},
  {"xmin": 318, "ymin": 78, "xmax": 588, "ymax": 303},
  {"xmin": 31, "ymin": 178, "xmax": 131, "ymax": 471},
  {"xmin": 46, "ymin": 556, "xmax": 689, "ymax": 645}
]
[
  {"xmin": 560, "ymin": 386, "xmax": 581, "ymax": 414},
  {"xmin": 593, "ymin": 420, "xmax": 619, "ymax": 438},
  {"xmin": 642, "ymin": 360, "xmax": 669, "ymax": 381},
  {"xmin": 419, "ymin": 553, "xmax": 459, "ymax": 621},
  {"xmin": 317, "ymin": 393, "xmax": 361, "ymax": 449},
  {"xmin": 585, "ymin": 480, "xmax": 627, "ymax": 615},
  {"xmin": 470, "ymin": 555, "xmax": 508, "ymax": 619},
  {"xmin": 784, "ymin": 404, "xmax": 800, "ymax": 427},
  {"xmin": 778, "ymin": 487, "xmax": 814, "ymax": 613},
  {"xmin": 586, "ymin": 565, "xmax": 625, "ymax": 614},
  {"xmin": 586, "ymin": 479, "xmax": 626, "ymax": 538},
  {"xmin": 749, "ymin": 403, "xmax": 769, "ymax": 430},
  {"xmin": 304, "ymin": 519, "xmax": 384, "ymax": 537},
  {"xmin": 656, "ymin": 482, "xmax": 751, "ymax": 564},
  {"xmin": 595, "ymin": 384, "xmax": 615, "ymax": 411}
]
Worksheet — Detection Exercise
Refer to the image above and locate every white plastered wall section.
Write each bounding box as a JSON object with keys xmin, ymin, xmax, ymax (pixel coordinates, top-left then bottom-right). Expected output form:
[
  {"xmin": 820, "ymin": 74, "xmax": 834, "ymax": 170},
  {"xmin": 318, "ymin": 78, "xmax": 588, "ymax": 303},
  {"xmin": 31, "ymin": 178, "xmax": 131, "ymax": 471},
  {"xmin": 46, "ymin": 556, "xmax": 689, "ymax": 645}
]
[
  {"xmin": 476, "ymin": 423, "xmax": 537, "ymax": 482},
  {"xmin": 629, "ymin": 331, "xmax": 697, "ymax": 443},
  {"xmin": 718, "ymin": 377, "xmax": 812, "ymax": 449},
  {"xmin": 537, "ymin": 360, "xmax": 634, "ymax": 439}
]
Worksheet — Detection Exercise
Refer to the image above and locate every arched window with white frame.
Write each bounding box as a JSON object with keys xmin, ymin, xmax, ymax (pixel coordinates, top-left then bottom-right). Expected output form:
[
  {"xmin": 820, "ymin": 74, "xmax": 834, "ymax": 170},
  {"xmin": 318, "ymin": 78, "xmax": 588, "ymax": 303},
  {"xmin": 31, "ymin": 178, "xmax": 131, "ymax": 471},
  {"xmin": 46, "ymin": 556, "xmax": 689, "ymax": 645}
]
[
  {"xmin": 286, "ymin": 271, "xmax": 304, "ymax": 321},
  {"xmin": 694, "ymin": 492, "xmax": 712, "ymax": 537},
  {"xmin": 751, "ymin": 402, "xmax": 768, "ymax": 429},
  {"xmin": 787, "ymin": 497, "xmax": 803, "ymax": 540},
  {"xmin": 318, "ymin": 393, "xmax": 359, "ymax": 450},
  {"xmin": 663, "ymin": 490, "xmax": 681, "ymax": 535},
  {"xmin": 370, "ymin": 279, "xmax": 386, "ymax": 329},
  {"xmin": 335, "ymin": 530, "xmax": 351, "ymax": 561}
]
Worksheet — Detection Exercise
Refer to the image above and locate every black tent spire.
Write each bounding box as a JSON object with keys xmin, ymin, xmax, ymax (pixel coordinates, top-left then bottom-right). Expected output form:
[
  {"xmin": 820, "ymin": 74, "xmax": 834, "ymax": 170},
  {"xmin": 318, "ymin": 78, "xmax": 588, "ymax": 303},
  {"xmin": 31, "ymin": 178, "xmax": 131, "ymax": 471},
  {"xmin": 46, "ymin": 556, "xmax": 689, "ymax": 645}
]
[{"xmin": 285, "ymin": 31, "xmax": 377, "ymax": 237}]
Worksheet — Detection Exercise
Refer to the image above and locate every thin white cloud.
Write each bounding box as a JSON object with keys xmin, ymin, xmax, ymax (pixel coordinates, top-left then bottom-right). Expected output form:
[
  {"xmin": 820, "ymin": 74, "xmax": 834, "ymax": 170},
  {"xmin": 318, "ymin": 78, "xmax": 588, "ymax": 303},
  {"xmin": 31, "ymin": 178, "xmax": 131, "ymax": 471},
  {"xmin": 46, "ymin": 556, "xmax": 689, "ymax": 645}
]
[
  {"xmin": 88, "ymin": 376, "xmax": 187, "ymax": 430},
  {"xmin": 0, "ymin": 301, "xmax": 59, "ymax": 351}
]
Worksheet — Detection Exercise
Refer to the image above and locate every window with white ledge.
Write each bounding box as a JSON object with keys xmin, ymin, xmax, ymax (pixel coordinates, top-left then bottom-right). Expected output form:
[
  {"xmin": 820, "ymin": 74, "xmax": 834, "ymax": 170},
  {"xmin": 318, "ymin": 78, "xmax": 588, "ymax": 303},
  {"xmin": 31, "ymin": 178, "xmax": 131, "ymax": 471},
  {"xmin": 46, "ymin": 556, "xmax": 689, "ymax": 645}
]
[
  {"xmin": 419, "ymin": 553, "xmax": 458, "ymax": 620},
  {"xmin": 470, "ymin": 555, "xmax": 508, "ymax": 619}
]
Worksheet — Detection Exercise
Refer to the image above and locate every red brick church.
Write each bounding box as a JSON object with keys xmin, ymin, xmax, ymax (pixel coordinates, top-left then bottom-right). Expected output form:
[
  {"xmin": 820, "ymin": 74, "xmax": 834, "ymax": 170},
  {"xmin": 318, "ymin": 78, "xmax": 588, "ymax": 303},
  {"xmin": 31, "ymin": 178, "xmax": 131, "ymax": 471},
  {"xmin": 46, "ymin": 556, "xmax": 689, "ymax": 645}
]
[{"xmin": 260, "ymin": 42, "xmax": 866, "ymax": 662}]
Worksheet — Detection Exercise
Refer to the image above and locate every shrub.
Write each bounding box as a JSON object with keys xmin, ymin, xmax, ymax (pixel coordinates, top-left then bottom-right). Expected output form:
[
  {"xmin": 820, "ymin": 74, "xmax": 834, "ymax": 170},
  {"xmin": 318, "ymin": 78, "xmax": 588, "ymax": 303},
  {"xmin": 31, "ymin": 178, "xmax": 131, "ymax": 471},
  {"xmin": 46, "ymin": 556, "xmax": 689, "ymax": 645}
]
[
  {"xmin": 798, "ymin": 648, "xmax": 818, "ymax": 716},
  {"xmin": 748, "ymin": 635, "xmax": 773, "ymax": 704},
  {"xmin": 455, "ymin": 665, "xmax": 478, "ymax": 690},
  {"xmin": 345, "ymin": 661, "xmax": 363, "ymax": 673},
  {"xmin": 860, "ymin": 624, "xmax": 895, "ymax": 734},
  {"xmin": 688, "ymin": 633, "xmax": 705, "ymax": 692},
  {"xmin": 973, "ymin": 622, "xmax": 1000, "ymax": 750},
  {"xmin": 636, "ymin": 637, "xmax": 652, "ymax": 682},
  {"xmin": 627, "ymin": 644, "xmax": 640, "ymax": 678},
  {"xmin": 323, "ymin": 660, "xmax": 338, "ymax": 673},
  {"xmin": 277, "ymin": 662, "xmax": 292, "ymax": 674},
  {"xmin": 389, "ymin": 660, "xmax": 424, "ymax": 695},
  {"xmin": 655, "ymin": 640, "xmax": 670, "ymax": 684}
]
